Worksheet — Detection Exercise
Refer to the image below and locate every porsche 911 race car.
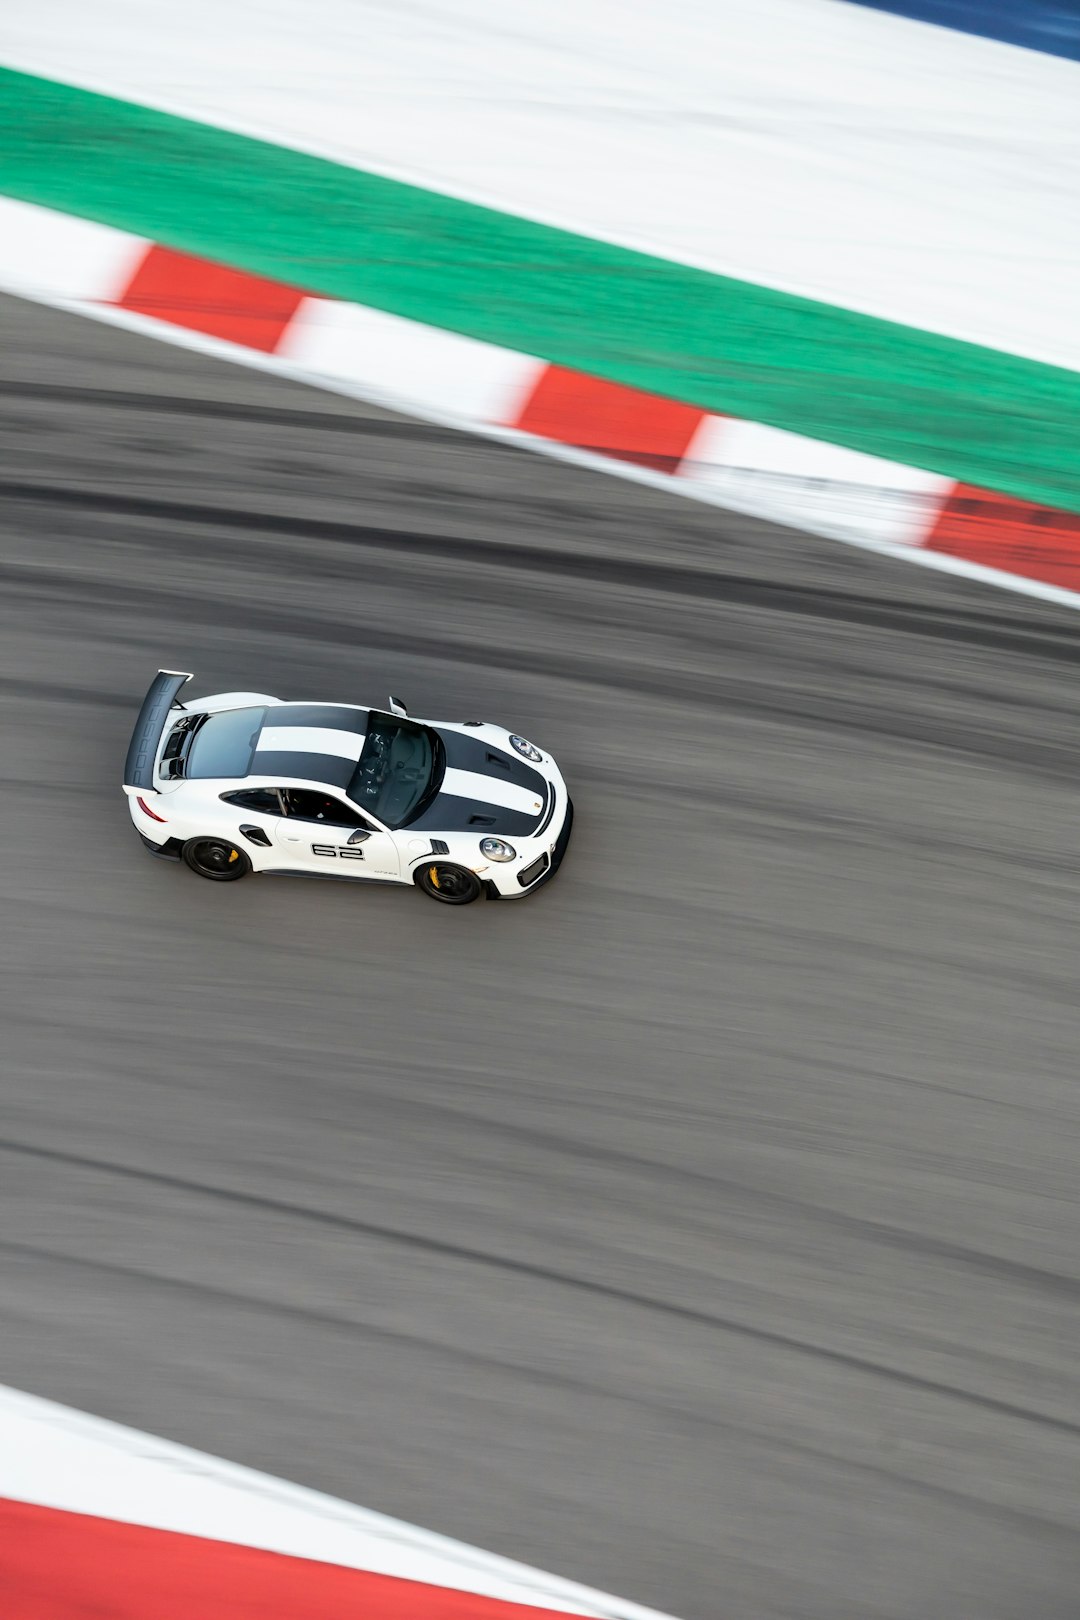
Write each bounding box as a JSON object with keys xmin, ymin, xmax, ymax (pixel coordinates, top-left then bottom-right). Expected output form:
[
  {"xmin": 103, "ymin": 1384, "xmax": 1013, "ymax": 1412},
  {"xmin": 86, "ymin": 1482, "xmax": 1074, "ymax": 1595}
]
[{"xmin": 122, "ymin": 671, "xmax": 573, "ymax": 904}]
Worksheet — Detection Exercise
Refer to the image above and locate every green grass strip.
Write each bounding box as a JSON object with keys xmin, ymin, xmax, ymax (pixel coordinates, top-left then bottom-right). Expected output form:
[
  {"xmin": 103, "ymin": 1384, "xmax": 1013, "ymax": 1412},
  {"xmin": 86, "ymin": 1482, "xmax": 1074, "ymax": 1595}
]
[{"xmin": 3, "ymin": 64, "xmax": 1080, "ymax": 512}]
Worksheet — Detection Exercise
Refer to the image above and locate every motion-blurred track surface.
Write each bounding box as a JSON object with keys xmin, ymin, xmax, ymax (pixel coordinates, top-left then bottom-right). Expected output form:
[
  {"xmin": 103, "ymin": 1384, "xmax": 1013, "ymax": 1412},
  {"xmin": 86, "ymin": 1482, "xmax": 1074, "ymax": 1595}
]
[{"xmin": 2, "ymin": 293, "xmax": 1080, "ymax": 1620}]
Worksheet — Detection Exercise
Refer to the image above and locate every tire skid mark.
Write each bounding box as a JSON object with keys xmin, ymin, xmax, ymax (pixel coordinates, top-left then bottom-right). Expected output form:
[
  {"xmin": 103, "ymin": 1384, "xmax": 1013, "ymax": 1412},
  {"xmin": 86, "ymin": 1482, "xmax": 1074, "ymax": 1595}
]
[{"xmin": 3, "ymin": 1143, "xmax": 1079, "ymax": 1438}]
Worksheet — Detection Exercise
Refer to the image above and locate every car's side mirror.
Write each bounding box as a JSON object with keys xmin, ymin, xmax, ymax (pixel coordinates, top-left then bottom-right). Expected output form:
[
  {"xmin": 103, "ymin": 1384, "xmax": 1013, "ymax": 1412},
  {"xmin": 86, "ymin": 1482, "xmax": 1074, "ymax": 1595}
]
[
  {"xmin": 388, "ymin": 694, "xmax": 408, "ymax": 716},
  {"xmin": 347, "ymin": 828, "xmax": 371, "ymax": 844}
]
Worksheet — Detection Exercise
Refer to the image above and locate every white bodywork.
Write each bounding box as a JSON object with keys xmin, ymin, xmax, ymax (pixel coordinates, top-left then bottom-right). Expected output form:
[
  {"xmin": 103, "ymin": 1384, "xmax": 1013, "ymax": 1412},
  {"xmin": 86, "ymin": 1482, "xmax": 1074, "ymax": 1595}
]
[{"xmin": 124, "ymin": 686, "xmax": 570, "ymax": 900}]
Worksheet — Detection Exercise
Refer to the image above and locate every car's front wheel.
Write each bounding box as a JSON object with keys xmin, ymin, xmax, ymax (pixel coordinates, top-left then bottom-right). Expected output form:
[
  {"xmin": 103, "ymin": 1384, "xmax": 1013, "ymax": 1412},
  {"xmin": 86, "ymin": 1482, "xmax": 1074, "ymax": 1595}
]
[
  {"xmin": 415, "ymin": 861, "xmax": 482, "ymax": 905},
  {"xmin": 182, "ymin": 837, "xmax": 251, "ymax": 882}
]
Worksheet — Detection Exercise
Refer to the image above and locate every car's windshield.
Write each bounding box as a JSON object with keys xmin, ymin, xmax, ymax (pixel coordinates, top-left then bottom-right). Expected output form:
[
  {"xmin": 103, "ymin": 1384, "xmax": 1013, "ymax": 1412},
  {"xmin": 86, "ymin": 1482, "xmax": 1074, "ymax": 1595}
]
[
  {"xmin": 186, "ymin": 707, "xmax": 266, "ymax": 778},
  {"xmin": 348, "ymin": 714, "xmax": 442, "ymax": 827}
]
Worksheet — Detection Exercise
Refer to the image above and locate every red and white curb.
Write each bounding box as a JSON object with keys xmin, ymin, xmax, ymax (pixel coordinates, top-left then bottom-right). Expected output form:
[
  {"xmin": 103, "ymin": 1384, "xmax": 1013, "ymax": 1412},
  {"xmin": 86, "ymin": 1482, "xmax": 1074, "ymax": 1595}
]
[
  {"xmin": 0, "ymin": 1384, "xmax": 679, "ymax": 1620},
  {"xmin": 3, "ymin": 192, "xmax": 1080, "ymax": 609}
]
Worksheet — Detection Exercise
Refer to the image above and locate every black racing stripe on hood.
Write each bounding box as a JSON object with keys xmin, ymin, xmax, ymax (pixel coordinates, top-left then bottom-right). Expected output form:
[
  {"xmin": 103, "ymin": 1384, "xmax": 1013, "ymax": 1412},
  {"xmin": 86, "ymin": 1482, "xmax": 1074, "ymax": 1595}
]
[
  {"xmin": 251, "ymin": 751, "xmax": 355, "ymax": 789},
  {"xmin": 268, "ymin": 704, "xmax": 368, "ymax": 733},
  {"xmin": 435, "ymin": 728, "xmax": 547, "ymax": 796},
  {"xmin": 405, "ymin": 795, "xmax": 540, "ymax": 837}
]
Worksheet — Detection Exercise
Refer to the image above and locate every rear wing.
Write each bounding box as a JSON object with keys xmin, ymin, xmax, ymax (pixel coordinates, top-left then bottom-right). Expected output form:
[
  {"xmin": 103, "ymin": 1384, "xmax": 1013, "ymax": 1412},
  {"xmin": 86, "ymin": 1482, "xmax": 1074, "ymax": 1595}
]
[{"xmin": 123, "ymin": 670, "xmax": 193, "ymax": 790}]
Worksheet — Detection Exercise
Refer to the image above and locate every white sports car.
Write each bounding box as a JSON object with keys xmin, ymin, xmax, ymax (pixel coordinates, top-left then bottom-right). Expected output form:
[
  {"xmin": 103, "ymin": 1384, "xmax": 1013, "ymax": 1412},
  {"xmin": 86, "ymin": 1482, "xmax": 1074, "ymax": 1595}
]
[{"xmin": 123, "ymin": 671, "xmax": 573, "ymax": 904}]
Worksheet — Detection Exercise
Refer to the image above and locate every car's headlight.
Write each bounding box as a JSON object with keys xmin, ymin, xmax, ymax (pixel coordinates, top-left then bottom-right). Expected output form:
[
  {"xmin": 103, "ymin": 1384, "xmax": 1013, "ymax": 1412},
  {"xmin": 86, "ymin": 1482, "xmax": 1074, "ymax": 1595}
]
[
  {"xmin": 509, "ymin": 734, "xmax": 543, "ymax": 762},
  {"xmin": 480, "ymin": 837, "xmax": 517, "ymax": 862}
]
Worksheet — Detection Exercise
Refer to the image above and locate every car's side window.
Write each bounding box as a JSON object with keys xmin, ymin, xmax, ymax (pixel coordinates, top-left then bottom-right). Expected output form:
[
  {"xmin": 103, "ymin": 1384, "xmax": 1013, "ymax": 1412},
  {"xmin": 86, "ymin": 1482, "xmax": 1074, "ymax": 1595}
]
[
  {"xmin": 220, "ymin": 788, "xmax": 283, "ymax": 814},
  {"xmin": 279, "ymin": 789, "xmax": 375, "ymax": 829}
]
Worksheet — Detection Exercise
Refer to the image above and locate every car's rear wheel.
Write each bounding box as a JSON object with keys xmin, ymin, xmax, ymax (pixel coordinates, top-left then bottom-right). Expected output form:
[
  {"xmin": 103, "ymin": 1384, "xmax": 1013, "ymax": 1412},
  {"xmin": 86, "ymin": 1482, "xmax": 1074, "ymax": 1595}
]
[
  {"xmin": 183, "ymin": 837, "xmax": 251, "ymax": 882},
  {"xmin": 415, "ymin": 861, "xmax": 482, "ymax": 905}
]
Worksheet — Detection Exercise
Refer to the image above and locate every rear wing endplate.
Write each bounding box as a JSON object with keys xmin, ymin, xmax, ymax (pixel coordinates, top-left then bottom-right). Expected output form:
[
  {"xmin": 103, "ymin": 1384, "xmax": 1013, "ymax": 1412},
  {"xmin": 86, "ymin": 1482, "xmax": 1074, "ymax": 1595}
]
[{"xmin": 123, "ymin": 670, "xmax": 193, "ymax": 790}]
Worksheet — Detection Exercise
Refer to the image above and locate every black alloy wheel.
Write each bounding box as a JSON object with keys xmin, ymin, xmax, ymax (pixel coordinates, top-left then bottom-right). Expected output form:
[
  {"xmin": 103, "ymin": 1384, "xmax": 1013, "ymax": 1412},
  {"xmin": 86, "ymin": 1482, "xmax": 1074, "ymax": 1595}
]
[
  {"xmin": 415, "ymin": 861, "xmax": 482, "ymax": 905},
  {"xmin": 182, "ymin": 837, "xmax": 252, "ymax": 882}
]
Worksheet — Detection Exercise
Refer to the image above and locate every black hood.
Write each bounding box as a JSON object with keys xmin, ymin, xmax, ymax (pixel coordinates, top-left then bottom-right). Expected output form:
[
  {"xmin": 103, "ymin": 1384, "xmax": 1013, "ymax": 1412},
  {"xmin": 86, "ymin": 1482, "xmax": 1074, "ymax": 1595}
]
[{"xmin": 405, "ymin": 728, "xmax": 549, "ymax": 836}]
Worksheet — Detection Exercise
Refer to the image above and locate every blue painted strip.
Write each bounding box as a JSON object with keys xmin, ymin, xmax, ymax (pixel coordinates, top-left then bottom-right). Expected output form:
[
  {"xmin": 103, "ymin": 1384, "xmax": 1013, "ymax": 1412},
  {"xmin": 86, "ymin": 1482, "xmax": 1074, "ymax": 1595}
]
[{"xmin": 845, "ymin": 1, "xmax": 1080, "ymax": 61}]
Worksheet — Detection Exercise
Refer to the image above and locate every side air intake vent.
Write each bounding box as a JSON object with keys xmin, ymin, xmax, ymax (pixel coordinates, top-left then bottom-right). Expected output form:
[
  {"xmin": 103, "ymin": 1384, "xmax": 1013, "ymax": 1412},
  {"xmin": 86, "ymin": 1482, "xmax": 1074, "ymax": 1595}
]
[{"xmin": 430, "ymin": 839, "xmax": 449, "ymax": 855}]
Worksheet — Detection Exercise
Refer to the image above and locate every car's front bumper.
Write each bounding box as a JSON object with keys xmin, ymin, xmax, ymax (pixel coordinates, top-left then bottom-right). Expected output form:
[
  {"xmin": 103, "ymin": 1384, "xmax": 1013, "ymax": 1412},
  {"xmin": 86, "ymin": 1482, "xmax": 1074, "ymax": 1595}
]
[{"xmin": 485, "ymin": 797, "xmax": 574, "ymax": 899}]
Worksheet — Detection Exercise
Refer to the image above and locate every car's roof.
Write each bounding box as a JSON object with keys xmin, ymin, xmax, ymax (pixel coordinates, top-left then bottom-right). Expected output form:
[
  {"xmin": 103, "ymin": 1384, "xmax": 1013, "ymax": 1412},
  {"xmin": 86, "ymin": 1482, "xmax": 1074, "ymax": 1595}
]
[{"xmin": 248, "ymin": 702, "xmax": 370, "ymax": 790}]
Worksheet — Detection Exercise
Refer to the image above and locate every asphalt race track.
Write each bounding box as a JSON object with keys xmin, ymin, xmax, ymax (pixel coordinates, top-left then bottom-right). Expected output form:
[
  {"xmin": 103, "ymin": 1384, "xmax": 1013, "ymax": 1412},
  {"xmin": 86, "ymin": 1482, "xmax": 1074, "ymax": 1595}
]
[{"xmin": 3, "ymin": 291, "xmax": 1080, "ymax": 1620}]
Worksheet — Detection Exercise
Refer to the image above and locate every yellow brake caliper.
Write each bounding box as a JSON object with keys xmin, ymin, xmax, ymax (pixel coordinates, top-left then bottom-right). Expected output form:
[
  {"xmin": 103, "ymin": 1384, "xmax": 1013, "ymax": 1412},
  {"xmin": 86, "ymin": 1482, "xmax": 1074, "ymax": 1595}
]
[{"xmin": 428, "ymin": 865, "xmax": 441, "ymax": 888}]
